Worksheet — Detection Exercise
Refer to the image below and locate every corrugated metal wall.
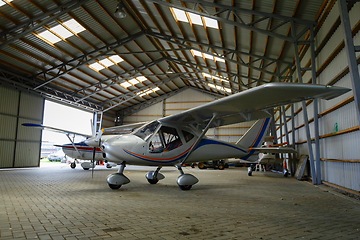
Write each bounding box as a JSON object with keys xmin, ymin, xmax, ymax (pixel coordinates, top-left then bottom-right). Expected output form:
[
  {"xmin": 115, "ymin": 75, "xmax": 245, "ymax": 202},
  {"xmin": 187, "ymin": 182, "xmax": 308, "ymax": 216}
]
[
  {"xmin": 0, "ymin": 85, "xmax": 44, "ymax": 168},
  {"xmin": 276, "ymin": 1, "xmax": 360, "ymax": 191},
  {"xmin": 124, "ymin": 88, "xmax": 255, "ymax": 144}
]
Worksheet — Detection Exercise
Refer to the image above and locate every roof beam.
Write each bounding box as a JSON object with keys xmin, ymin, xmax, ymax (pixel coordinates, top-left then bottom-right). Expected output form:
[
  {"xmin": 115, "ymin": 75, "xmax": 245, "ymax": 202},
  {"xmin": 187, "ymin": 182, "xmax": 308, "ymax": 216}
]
[
  {"xmin": 145, "ymin": 31, "xmax": 292, "ymax": 78},
  {"xmin": 0, "ymin": 68, "xmax": 102, "ymax": 112},
  {"xmin": 0, "ymin": 0, "xmax": 90, "ymax": 50},
  {"xmin": 32, "ymin": 31, "xmax": 144, "ymax": 90},
  {"xmin": 149, "ymin": 0, "xmax": 315, "ymax": 42},
  {"xmin": 74, "ymin": 58, "xmax": 166, "ymax": 103}
]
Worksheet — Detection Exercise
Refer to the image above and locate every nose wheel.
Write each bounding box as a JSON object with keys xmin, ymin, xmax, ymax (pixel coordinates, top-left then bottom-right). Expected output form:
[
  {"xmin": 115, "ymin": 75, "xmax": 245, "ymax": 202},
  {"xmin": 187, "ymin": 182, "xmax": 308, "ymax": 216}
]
[
  {"xmin": 106, "ymin": 162, "xmax": 130, "ymax": 190},
  {"xmin": 176, "ymin": 165, "xmax": 198, "ymax": 190}
]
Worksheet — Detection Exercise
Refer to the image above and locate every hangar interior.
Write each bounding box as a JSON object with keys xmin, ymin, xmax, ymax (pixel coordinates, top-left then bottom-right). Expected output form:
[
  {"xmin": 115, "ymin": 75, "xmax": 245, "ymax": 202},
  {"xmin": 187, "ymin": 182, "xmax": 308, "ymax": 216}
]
[{"xmin": 0, "ymin": 0, "xmax": 360, "ymax": 195}]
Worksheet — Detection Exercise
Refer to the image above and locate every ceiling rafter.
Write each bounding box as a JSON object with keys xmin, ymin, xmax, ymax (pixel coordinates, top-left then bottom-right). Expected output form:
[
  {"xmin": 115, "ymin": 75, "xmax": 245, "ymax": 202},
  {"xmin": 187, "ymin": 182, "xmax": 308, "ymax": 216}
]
[
  {"xmin": 146, "ymin": 31, "xmax": 292, "ymax": 78},
  {"xmin": 0, "ymin": 0, "xmax": 90, "ymax": 50},
  {"xmin": 149, "ymin": 0, "xmax": 316, "ymax": 42}
]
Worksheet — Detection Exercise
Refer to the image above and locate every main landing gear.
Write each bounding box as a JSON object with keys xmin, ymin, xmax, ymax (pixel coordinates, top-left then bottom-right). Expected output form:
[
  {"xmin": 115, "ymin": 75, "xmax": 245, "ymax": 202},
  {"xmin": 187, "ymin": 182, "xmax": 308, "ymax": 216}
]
[
  {"xmin": 145, "ymin": 166, "xmax": 165, "ymax": 184},
  {"xmin": 106, "ymin": 162, "xmax": 130, "ymax": 190},
  {"xmin": 176, "ymin": 165, "xmax": 198, "ymax": 190}
]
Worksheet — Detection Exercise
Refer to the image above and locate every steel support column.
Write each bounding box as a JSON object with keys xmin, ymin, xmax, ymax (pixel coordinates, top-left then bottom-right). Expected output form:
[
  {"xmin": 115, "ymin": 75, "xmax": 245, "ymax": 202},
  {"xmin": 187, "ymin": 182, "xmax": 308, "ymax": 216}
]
[
  {"xmin": 291, "ymin": 21, "xmax": 317, "ymax": 185},
  {"xmin": 310, "ymin": 28, "xmax": 321, "ymax": 185},
  {"xmin": 338, "ymin": 0, "xmax": 360, "ymax": 127}
]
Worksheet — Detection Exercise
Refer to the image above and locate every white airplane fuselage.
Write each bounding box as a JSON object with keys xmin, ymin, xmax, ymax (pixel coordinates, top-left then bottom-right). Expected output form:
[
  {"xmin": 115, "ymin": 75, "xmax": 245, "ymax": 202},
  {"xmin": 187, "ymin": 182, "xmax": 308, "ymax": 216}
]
[
  {"xmin": 59, "ymin": 142, "xmax": 103, "ymax": 160},
  {"xmin": 101, "ymin": 133, "xmax": 256, "ymax": 167}
]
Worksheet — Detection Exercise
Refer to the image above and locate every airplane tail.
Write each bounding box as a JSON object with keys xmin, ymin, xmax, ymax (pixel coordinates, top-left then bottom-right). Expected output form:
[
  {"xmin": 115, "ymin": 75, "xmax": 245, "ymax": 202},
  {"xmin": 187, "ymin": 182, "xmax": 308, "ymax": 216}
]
[{"xmin": 236, "ymin": 117, "xmax": 271, "ymax": 148}]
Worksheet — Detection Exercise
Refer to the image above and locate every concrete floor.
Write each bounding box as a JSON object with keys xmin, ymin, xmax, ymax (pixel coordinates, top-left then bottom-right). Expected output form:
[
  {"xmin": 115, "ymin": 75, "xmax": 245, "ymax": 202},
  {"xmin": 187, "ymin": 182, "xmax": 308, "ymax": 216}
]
[{"xmin": 0, "ymin": 163, "xmax": 359, "ymax": 240}]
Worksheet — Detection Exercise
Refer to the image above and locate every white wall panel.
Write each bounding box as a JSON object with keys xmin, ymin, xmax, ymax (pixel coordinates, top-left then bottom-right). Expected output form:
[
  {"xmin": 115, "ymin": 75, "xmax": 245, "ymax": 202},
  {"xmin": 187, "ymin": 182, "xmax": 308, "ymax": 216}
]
[
  {"xmin": 0, "ymin": 115, "xmax": 16, "ymax": 140},
  {"xmin": 0, "ymin": 86, "xmax": 19, "ymax": 115},
  {"xmin": 14, "ymin": 142, "xmax": 41, "ymax": 168},
  {"xmin": 0, "ymin": 141, "xmax": 15, "ymax": 168},
  {"xmin": 0, "ymin": 85, "xmax": 44, "ymax": 168}
]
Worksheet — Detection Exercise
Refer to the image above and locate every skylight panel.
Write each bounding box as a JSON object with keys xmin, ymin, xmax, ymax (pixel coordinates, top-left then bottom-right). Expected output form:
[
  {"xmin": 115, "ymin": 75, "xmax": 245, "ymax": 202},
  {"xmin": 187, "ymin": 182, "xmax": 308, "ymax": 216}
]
[
  {"xmin": 208, "ymin": 83, "xmax": 231, "ymax": 93},
  {"xmin": 63, "ymin": 19, "xmax": 85, "ymax": 34},
  {"xmin": 203, "ymin": 53, "xmax": 213, "ymax": 59},
  {"xmin": 51, "ymin": 25, "xmax": 73, "ymax": 39},
  {"xmin": 99, "ymin": 59, "xmax": 113, "ymax": 67},
  {"xmin": 204, "ymin": 17, "xmax": 218, "ymax": 29},
  {"xmin": 109, "ymin": 55, "xmax": 123, "ymax": 63},
  {"xmin": 129, "ymin": 79, "xmax": 140, "ymax": 85},
  {"xmin": 120, "ymin": 82, "xmax": 131, "ymax": 88},
  {"xmin": 38, "ymin": 31, "xmax": 61, "ymax": 44},
  {"xmin": 153, "ymin": 87, "xmax": 160, "ymax": 92},
  {"xmin": 214, "ymin": 56, "xmax": 225, "ymax": 63},
  {"xmin": 0, "ymin": 0, "xmax": 13, "ymax": 7},
  {"xmin": 173, "ymin": 8, "xmax": 188, "ymax": 22},
  {"xmin": 89, "ymin": 62, "xmax": 104, "ymax": 71},
  {"xmin": 136, "ymin": 76, "xmax": 147, "ymax": 82},
  {"xmin": 188, "ymin": 12, "xmax": 202, "ymax": 26},
  {"xmin": 191, "ymin": 49, "xmax": 202, "ymax": 57}
]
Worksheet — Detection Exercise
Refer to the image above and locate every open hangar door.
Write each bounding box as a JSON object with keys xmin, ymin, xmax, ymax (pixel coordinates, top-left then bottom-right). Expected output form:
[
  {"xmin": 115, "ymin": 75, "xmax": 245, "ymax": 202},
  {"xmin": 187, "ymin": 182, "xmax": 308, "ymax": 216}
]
[{"xmin": 0, "ymin": 84, "xmax": 44, "ymax": 168}]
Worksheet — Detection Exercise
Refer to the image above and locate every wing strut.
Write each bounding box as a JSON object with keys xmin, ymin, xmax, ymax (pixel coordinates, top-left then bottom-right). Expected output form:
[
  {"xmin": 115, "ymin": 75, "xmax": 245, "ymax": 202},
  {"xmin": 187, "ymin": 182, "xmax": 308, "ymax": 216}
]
[
  {"xmin": 66, "ymin": 134, "xmax": 82, "ymax": 158},
  {"xmin": 178, "ymin": 113, "xmax": 218, "ymax": 167}
]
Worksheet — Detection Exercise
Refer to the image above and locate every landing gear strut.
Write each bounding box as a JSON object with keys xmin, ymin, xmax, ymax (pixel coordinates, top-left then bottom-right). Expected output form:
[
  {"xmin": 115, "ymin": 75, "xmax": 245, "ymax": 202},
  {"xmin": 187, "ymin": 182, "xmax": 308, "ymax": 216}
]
[
  {"xmin": 145, "ymin": 166, "xmax": 165, "ymax": 184},
  {"xmin": 176, "ymin": 165, "xmax": 198, "ymax": 190},
  {"xmin": 106, "ymin": 162, "xmax": 130, "ymax": 190}
]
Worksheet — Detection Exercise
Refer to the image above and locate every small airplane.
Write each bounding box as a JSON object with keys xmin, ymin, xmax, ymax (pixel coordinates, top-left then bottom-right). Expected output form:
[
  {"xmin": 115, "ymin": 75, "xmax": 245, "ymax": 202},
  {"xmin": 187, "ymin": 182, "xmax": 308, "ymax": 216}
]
[{"xmin": 24, "ymin": 83, "xmax": 349, "ymax": 190}]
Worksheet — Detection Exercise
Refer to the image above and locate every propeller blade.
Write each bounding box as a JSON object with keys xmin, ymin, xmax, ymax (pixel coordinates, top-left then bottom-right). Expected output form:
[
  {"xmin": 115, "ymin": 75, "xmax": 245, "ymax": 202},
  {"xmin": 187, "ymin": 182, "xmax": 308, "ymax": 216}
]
[{"xmin": 92, "ymin": 147, "xmax": 96, "ymax": 178}]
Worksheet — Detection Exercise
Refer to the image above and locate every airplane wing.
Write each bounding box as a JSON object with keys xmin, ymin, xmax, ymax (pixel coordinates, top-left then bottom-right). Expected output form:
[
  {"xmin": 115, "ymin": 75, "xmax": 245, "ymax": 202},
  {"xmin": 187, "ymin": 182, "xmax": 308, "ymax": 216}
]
[
  {"xmin": 102, "ymin": 122, "xmax": 147, "ymax": 134},
  {"xmin": 250, "ymin": 147, "xmax": 297, "ymax": 154},
  {"xmin": 159, "ymin": 83, "xmax": 350, "ymax": 128},
  {"xmin": 22, "ymin": 123, "xmax": 92, "ymax": 138}
]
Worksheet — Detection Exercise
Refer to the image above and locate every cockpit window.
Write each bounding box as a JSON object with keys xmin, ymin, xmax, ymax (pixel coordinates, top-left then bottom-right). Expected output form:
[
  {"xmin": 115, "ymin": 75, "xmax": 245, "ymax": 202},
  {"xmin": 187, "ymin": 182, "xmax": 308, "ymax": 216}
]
[
  {"xmin": 132, "ymin": 121, "xmax": 160, "ymax": 141},
  {"xmin": 149, "ymin": 126, "xmax": 182, "ymax": 153},
  {"xmin": 182, "ymin": 130, "xmax": 194, "ymax": 142}
]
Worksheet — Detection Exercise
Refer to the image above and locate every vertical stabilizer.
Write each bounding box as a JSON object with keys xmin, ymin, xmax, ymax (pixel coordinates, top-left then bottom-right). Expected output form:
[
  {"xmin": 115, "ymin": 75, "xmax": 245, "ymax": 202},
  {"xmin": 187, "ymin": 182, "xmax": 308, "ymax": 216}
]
[{"xmin": 236, "ymin": 118, "xmax": 271, "ymax": 148}]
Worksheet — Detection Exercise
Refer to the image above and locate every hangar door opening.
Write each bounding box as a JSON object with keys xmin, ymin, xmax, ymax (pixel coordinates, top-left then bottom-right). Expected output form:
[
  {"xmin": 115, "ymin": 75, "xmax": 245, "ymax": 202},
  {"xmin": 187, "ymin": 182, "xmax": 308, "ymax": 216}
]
[{"xmin": 41, "ymin": 100, "xmax": 92, "ymax": 165}]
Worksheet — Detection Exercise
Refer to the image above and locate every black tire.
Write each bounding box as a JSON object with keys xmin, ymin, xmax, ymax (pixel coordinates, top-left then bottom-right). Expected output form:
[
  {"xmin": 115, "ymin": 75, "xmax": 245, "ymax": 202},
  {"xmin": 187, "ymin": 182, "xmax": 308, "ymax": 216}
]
[
  {"xmin": 70, "ymin": 162, "xmax": 76, "ymax": 169},
  {"xmin": 83, "ymin": 168, "xmax": 89, "ymax": 170},
  {"xmin": 106, "ymin": 164, "xmax": 112, "ymax": 169},
  {"xmin": 248, "ymin": 171, "xmax": 252, "ymax": 176},
  {"xmin": 198, "ymin": 162, "xmax": 206, "ymax": 169},
  {"xmin": 147, "ymin": 179, "xmax": 159, "ymax": 184},
  {"xmin": 179, "ymin": 185, "xmax": 192, "ymax": 190},
  {"xmin": 109, "ymin": 184, "xmax": 121, "ymax": 190}
]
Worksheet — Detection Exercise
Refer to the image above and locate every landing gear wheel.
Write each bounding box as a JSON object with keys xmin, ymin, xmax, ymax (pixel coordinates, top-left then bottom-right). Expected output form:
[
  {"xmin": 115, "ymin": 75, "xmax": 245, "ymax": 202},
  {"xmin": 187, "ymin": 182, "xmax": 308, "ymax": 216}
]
[
  {"xmin": 147, "ymin": 179, "xmax": 159, "ymax": 184},
  {"xmin": 179, "ymin": 185, "xmax": 192, "ymax": 190},
  {"xmin": 70, "ymin": 162, "xmax": 76, "ymax": 169},
  {"xmin": 248, "ymin": 167, "xmax": 252, "ymax": 176},
  {"xmin": 218, "ymin": 164, "xmax": 225, "ymax": 170},
  {"xmin": 106, "ymin": 164, "xmax": 112, "ymax": 169},
  {"xmin": 108, "ymin": 184, "xmax": 121, "ymax": 190},
  {"xmin": 198, "ymin": 162, "xmax": 206, "ymax": 169},
  {"xmin": 283, "ymin": 169, "xmax": 289, "ymax": 177},
  {"xmin": 83, "ymin": 168, "xmax": 89, "ymax": 170}
]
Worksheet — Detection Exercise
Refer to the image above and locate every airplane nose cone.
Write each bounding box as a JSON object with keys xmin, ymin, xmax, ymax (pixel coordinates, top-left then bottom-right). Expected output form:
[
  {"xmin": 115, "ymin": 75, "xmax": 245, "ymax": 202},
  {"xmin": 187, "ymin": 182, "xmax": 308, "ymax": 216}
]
[{"xmin": 85, "ymin": 137, "xmax": 99, "ymax": 147}]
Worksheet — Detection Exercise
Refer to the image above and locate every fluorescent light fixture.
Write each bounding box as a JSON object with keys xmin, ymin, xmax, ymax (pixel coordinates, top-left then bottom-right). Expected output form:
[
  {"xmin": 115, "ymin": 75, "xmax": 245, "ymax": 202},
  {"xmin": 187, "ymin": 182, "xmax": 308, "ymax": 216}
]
[
  {"xmin": 99, "ymin": 59, "xmax": 113, "ymax": 67},
  {"xmin": 188, "ymin": 12, "xmax": 202, "ymax": 25},
  {"xmin": 89, "ymin": 62, "xmax": 104, "ymax": 71},
  {"xmin": 120, "ymin": 81, "xmax": 131, "ymax": 88},
  {"xmin": 173, "ymin": 8, "xmax": 188, "ymax": 22},
  {"xmin": 51, "ymin": 25, "xmax": 73, "ymax": 39},
  {"xmin": 63, "ymin": 19, "xmax": 85, "ymax": 34},
  {"xmin": 153, "ymin": 87, "xmax": 160, "ymax": 92},
  {"xmin": 38, "ymin": 31, "xmax": 62, "ymax": 44},
  {"xmin": 109, "ymin": 55, "xmax": 123, "ymax": 63},
  {"xmin": 204, "ymin": 16, "xmax": 218, "ymax": 29}
]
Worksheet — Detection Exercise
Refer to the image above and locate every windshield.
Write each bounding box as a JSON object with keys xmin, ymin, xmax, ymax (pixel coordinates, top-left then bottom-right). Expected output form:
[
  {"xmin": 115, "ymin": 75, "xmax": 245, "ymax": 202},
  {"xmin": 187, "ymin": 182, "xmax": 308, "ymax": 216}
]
[{"xmin": 132, "ymin": 120, "xmax": 160, "ymax": 141}]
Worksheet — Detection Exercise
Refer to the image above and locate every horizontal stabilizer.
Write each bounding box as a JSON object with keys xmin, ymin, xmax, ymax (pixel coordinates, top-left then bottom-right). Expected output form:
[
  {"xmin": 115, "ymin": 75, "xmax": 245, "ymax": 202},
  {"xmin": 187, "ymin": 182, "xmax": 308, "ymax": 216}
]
[{"xmin": 250, "ymin": 147, "xmax": 297, "ymax": 154}]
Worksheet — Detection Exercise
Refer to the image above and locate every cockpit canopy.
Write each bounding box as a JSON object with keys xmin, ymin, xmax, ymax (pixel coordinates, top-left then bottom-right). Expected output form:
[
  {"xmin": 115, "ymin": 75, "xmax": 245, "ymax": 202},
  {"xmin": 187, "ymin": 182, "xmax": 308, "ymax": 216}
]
[{"xmin": 132, "ymin": 120, "xmax": 194, "ymax": 153}]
